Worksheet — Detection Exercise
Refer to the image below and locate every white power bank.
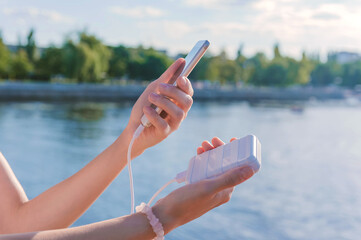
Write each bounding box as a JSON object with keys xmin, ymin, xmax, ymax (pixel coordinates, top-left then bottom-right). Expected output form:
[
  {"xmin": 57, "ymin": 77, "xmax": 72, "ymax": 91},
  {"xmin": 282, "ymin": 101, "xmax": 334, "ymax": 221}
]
[{"xmin": 184, "ymin": 135, "xmax": 261, "ymax": 184}]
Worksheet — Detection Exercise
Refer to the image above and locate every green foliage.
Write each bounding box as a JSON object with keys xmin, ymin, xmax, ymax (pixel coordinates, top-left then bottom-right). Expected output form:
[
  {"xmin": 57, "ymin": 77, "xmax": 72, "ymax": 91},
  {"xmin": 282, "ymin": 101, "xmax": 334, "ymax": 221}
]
[
  {"xmin": 25, "ymin": 28, "xmax": 37, "ymax": 63},
  {"xmin": 340, "ymin": 61, "xmax": 361, "ymax": 87},
  {"xmin": 246, "ymin": 47, "xmax": 315, "ymax": 87},
  {"xmin": 35, "ymin": 46, "xmax": 63, "ymax": 80},
  {"xmin": 295, "ymin": 52, "xmax": 314, "ymax": 85},
  {"xmin": 62, "ymin": 40, "xmax": 77, "ymax": 80},
  {"xmin": 127, "ymin": 47, "xmax": 171, "ymax": 81},
  {"xmin": 216, "ymin": 50, "xmax": 241, "ymax": 84},
  {"xmin": 108, "ymin": 45, "xmax": 129, "ymax": 78},
  {"xmin": 1, "ymin": 29, "xmax": 361, "ymax": 87},
  {"xmin": 311, "ymin": 64, "xmax": 334, "ymax": 86},
  {"xmin": 140, "ymin": 48, "xmax": 172, "ymax": 80},
  {"xmin": 190, "ymin": 51, "xmax": 242, "ymax": 84},
  {"xmin": 311, "ymin": 61, "xmax": 342, "ymax": 86},
  {"xmin": 235, "ymin": 45, "xmax": 247, "ymax": 82},
  {"xmin": 273, "ymin": 43, "xmax": 281, "ymax": 59},
  {"xmin": 63, "ymin": 33, "xmax": 111, "ymax": 83},
  {"xmin": 9, "ymin": 49, "xmax": 33, "ymax": 79},
  {"xmin": 189, "ymin": 56, "xmax": 217, "ymax": 81},
  {"xmin": 0, "ymin": 37, "xmax": 10, "ymax": 78},
  {"xmin": 263, "ymin": 62, "xmax": 288, "ymax": 86},
  {"xmin": 218, "ymin": 59, "xmax": 240, "ymax": 84},
  {"xmin": 245, "ymin": 52, "xmax": 268, "ymax": 85}
]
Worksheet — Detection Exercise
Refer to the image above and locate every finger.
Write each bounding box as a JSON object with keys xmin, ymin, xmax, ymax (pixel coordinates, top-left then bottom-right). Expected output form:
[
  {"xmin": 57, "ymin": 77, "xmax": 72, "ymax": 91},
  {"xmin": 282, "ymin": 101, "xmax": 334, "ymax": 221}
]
[
  {"xmin": 148, "ymin": 93, "xmax": 185, "ymax": 124},
  {"xmin": 156, "ymin": 58, "xmax": 186, "ymax": 84},
  {"xmin": 230, "ymin": 137, "xmax": 237, "ymax": 142},
  {"xmin": 158, "ymin": 83, "xmax": 193, "ymax": 111},
  {"xmin": 214, "ymin": 187, "xmax": 235, "ymax": 206},
  {"xmin": 218, "ymin": 187, "xmax": 234, "ymax": 199},
  {"xmin": 201, "ymin": 141, "xmax": 214, "ymax": 152},
  {"xmin": 211, "ymin": 166, "xmax": 254, "ymax": 192},
  {"xmin": 143, "ymin": 106, "xmax": 170, "ymax": 133},
  {"xmin": 197, "ymin": 147, "xmax": 205, "ymax": 155},
  {"xmin": 176, "ymin": 76, "xmax": 194, "ymax": 97},
  {"xmin": 211, "ymin": 137, "xmax": 225, "ymax": 148}
]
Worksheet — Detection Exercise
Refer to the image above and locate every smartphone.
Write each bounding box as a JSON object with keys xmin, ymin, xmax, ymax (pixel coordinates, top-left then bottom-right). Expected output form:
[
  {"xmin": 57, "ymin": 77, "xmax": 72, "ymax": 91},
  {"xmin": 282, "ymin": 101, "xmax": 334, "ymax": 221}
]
[
  {"xmin": 141, "ymin": 40, "xmax": 210, "ymax": 127},
  {"xmin": 181, "ymin": 40, "xmax": 210, "ymax": 79}
]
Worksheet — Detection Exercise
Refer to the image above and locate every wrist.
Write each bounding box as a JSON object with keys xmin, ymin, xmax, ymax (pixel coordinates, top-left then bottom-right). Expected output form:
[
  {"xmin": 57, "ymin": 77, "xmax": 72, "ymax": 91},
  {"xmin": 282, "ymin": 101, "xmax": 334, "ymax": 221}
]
[
  {"xmin": 151, "ymin": 203, "xmax": 179, "ymax": 235},
  {"xmin": 121, "ymin": 125, "xmax": 145, "ymax": 159},
  {"xmin": 136, "ymin": 203, "xmax": 165, "ymax": 239}
]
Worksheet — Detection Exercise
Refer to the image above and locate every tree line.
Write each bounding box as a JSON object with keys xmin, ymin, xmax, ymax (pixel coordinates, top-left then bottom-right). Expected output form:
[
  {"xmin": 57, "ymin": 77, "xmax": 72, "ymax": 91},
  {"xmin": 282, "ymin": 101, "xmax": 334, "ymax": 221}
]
[{"xmin": 0, "ymin": 29, "xmax": 360, "ymax": 88}]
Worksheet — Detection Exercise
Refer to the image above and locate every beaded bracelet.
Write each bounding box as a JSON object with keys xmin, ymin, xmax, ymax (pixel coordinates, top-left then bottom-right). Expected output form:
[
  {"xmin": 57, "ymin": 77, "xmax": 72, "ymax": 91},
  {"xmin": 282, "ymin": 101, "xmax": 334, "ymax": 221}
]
[{"xmin": 136, "ymin": 202, "xmax": 165, "ymax": 240}]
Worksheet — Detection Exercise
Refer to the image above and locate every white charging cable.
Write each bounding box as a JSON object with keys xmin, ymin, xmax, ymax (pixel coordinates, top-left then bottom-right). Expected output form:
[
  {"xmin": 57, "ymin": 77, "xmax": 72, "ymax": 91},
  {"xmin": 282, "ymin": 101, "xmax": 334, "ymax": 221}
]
[
  {"xmin": 127, "ymin": 124, "xmax": 187, "ymax": 213},
  {"xmin": 147, "ymin": 171, "xmax": 187, "ymax": 206},
  {"xmin": 127, "ymin": 124, "xmax": 145, "ymax": 214}
]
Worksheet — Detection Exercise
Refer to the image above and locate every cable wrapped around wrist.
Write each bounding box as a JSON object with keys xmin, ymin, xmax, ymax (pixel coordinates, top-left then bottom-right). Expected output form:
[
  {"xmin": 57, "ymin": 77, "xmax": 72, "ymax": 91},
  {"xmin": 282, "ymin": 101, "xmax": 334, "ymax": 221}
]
[{"xmin": 136, "ymin": 202, "xmax": 164, "ymax": 240}]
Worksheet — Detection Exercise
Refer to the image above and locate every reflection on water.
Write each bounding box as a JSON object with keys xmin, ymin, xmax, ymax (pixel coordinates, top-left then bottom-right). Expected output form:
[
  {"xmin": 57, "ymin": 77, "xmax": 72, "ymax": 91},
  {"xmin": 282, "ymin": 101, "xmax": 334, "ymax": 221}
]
[
  {"xmin": 0, "ymin": 100, "xmax": 361, "ymax": 240},
  {"xmin": 66, "ymin": 103, "xmax": 105, "ymax": 121}
]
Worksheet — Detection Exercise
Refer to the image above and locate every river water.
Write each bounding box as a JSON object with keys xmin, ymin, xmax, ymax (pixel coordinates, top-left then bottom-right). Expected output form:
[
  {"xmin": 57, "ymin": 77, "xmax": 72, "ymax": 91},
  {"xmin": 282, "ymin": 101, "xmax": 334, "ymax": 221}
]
[{"xmin": 0, "ymin": 100, "xmax": 361, "ymax": 240}]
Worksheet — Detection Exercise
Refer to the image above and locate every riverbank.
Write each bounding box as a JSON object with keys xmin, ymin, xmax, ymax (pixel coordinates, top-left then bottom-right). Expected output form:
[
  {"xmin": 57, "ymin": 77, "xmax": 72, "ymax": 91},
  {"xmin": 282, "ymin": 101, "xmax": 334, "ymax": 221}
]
[{"xmin": 0, "ymin": 82, "xmax": 350, "ymax": 102}]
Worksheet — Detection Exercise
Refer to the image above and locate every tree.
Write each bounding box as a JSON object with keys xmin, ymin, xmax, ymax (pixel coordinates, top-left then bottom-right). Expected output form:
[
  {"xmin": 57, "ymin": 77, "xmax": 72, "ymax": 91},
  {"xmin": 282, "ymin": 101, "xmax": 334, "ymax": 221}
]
[
  {"xmin": 189, "ymin": 55, "xmax": 219, "ymax": 81},
  {"xmin": 204, "ymin": 57, "xmax": 221, "ymax": 82},
  {"xmin": 62, "ymin": 39, "xmax": 77, "ymax": 81},
  {"xmin": 127, "ymin": 46, "xmax": 171, "ymax": 81},
  {"xmin": 140, "ymin": 49, "xmax": 171, "ymax": 80},
  {"xmin": 266, "ymin": 44, "xmax": 293, "ymax": 86},
  {"xmin": 218, "ymin": 59, "xmax": 240, "ymax": 84},
  {"xmin": 235, "ymin": 44, "xmax": 247, "ymax": 82},
  {"xmin": 108, "ymin": 45, "xmax": 130, "ymax": 78},
  {"xmin": 25, "ymin": 28, "xmax": 37, "ymax": 63},
  {"xmin": 202, "ymin": 50, "xmax": 241, "ymax": 84},
  {"xmin": 294, "ymin": 52, "xmax": 314, "ymax": 85},
  {"xmin": 63, "ymin": 32, "xmax": 111, "ymax": 83},
  {"xmin": 245, "ymin": 52, "xmax": 268, "ymax": 86},
  {"xmin": 127, "ymin": 46, "xmax": 146, "ymax": 80},
  {"xmin": 263, "ymin": 62, "xmax": 288, "ymax": 86},
  {"xmin": 9, "ymin": 49, "xmax": 33, "ymax": 79},
  {"xmin": 273, "ymin": 43, "xmax": 281, "ymax": 59},
  {"xmin": 0, "ymin": 36, "xmax": 10, "ymax": 78},
  {"xmin": 341, "ymin": 61, "xmax": 361, "ymax": 87},
  {"xmin": 285, "ymin": 57, "xmax": 299, "ymax": 85},
  {"xmin": 310, "ymin": 63, "xmax": 335, "ymax": 86},
  {"xmin": 36, "ymin": 46, "xmax": 64, "ymax": 80}
]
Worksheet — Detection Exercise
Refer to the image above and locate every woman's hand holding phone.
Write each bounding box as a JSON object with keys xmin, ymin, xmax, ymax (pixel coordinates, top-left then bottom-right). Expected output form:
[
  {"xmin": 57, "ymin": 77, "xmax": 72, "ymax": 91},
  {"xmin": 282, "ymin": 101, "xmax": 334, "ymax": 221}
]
[
  {"xmin": 124, "ymin": 58, "xmax": 194, "ymax": 159},
  {"xmin": 123, "ymin": 40, "xmax": 209, "ymax": 159}
]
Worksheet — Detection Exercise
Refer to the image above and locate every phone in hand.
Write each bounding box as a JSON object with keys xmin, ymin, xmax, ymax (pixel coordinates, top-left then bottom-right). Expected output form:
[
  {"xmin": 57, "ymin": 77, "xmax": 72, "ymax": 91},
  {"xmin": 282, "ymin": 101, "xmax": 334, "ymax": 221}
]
[{"xmin": 141, "ymin": 40, "xmax": 210, "ymax": 128}]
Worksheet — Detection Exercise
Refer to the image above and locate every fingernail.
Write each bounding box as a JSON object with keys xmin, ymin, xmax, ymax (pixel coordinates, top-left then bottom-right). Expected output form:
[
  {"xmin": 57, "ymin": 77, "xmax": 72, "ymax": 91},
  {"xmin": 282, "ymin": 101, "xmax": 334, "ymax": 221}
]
[
  {"xmin": 150, "ymin": 93, "xmax": 159, "ymax": 100},
  {"xmin": 239, "ymin": 167, "xmax": 254, "ymax": 179}
]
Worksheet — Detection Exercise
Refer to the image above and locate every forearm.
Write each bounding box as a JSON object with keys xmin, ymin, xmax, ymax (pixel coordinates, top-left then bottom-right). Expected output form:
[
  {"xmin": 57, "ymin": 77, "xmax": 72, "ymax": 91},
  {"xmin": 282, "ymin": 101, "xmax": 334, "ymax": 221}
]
[
  {"xmin": 8, "ymin": 129, "xmax": 140, "ymax": 233},
  {"xmin": 1, "ymin": 59, "xmax": 194, "ymax": 234},
  {"xmin": 1, "ymin": 213, "xmax": 156, "ymax": 240}
]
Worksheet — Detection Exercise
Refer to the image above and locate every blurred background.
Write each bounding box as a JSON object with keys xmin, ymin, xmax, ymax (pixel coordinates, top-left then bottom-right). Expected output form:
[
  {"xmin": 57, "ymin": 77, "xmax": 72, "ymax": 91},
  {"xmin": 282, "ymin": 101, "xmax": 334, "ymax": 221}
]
[{"xmin": 0, "ymin": 0, "xmax": 361, "ymax": 239}]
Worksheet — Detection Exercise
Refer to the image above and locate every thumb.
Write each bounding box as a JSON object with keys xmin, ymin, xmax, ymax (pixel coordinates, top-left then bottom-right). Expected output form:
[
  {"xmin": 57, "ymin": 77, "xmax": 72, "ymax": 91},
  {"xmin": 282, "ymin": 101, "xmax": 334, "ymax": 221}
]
[
  {"xmin": 211, "ymin": 166, "xmax": 254, "ymax": 192},
  {"xmin": 156, "ymin": 58, "xmax": 185, "ymax": 84}
]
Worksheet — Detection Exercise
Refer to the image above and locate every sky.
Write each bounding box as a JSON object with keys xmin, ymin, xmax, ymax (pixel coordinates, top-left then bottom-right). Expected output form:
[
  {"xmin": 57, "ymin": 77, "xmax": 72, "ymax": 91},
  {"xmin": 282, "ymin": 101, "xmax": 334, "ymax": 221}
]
[{"xmin": 0, "ymin": 0, "xmax": 361, "ymax": 59}]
